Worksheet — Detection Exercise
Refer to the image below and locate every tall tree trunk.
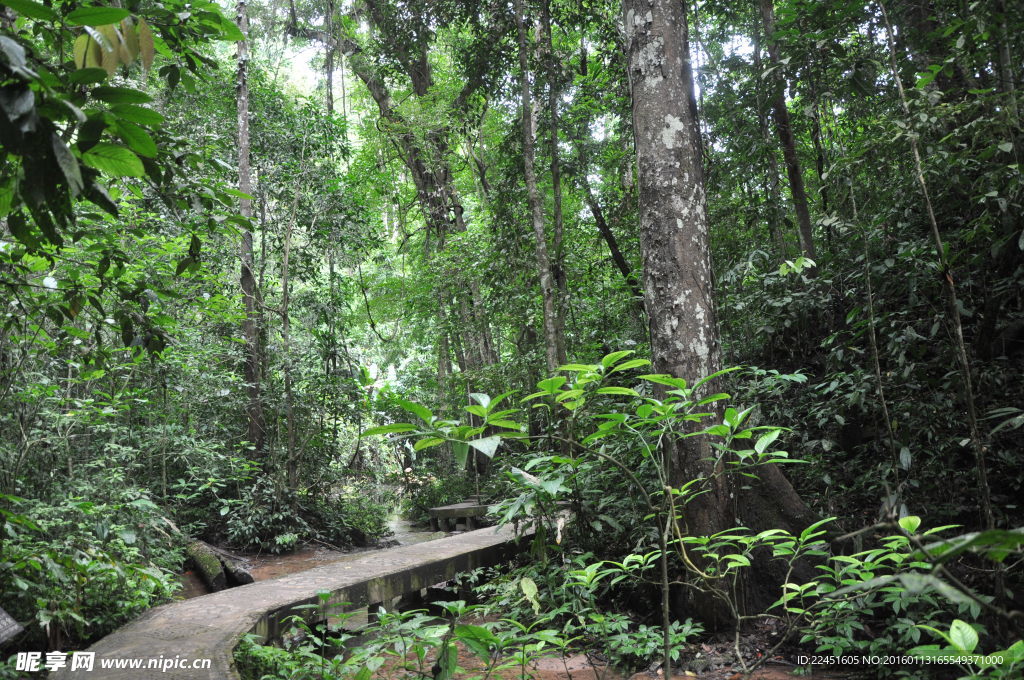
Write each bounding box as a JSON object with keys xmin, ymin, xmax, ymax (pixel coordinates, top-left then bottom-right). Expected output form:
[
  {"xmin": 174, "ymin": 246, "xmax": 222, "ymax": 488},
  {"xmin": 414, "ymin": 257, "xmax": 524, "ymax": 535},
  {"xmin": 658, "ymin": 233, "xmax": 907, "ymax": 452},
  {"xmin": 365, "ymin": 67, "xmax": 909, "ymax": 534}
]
[
  {"xmin": 753, "ymin": 18, "xmax": 788, "ymax": 257},
  {"xmin": 282, "ymin": 203, "xmax": 298, "ymax": 488},
  {"xmin": 515, "ymin": 0, "xmax": 566, "ymax": 373},
  {"xmin": 622, "ymin": 0, "xmax": 815, "ymax": 628},
  {"xmin": 541, "ymin": 0, "xmax": 567, "ymax": 308},
  {"xmin": 236, "ymin": 0, "xmax": 265, "ymax": 457},
  {"xmin": 759, "ymin": 0, "xmax": 817, "ymax": 262}
]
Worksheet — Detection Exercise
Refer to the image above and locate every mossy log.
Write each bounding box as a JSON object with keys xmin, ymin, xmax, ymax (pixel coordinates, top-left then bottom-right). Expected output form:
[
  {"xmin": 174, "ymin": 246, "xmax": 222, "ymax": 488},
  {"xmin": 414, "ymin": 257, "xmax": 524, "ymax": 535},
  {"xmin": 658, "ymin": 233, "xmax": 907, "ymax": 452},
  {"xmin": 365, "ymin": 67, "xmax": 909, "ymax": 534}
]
[
  {"xmin": 186, "ymin": 540, "xmax": 226, "ymax": 592},
  {"xmin": 222, "ymin": 555, "xmax": 254, "ymax": 585}
]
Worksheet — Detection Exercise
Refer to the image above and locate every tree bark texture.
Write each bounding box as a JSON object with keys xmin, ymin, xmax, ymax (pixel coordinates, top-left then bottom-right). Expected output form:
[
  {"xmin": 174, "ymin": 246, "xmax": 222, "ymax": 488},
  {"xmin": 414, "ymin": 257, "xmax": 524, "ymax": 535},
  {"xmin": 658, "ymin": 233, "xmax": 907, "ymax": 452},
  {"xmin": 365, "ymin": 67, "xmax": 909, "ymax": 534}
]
[
  {"xmin": 622, "ymin": 0, "xmax": 815, "ymax": 626},
  {"xmin": 236, "ymin": 0, "xmax": 265, "ymax": 456}
]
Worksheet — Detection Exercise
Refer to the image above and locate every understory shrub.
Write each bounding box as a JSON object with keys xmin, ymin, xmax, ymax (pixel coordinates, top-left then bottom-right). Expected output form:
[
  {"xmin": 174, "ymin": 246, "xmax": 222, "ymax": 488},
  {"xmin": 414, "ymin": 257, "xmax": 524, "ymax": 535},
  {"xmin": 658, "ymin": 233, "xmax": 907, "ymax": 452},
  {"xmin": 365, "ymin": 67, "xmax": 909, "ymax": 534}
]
[
  {"xmin": 224, "ymin": 476, "xmax": 311, "ymax": 553},
  {"xmin": 0, "ymin": 491, "xmax": 182, "ymax": 651},
  {"xmin": 303, "ymin": 481, "xmax": 394, "ymax": 547}
]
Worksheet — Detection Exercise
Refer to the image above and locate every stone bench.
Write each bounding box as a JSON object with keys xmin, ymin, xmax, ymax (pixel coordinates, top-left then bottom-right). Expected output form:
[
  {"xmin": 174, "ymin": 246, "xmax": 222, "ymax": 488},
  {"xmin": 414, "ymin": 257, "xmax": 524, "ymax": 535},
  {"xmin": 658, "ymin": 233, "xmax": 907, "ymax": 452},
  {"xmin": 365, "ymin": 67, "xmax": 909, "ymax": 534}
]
[{"xmin": 427, "ymin": 501, "xmax": 490, "ymax": 531}]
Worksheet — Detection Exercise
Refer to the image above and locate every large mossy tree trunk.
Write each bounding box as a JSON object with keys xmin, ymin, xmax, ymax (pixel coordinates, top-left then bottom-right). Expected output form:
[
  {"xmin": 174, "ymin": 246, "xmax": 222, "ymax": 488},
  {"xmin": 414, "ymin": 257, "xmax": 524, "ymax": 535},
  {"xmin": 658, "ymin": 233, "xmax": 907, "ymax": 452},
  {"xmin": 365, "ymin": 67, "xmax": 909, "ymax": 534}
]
[{"xmin": 622, "ymin": 0, "xmax": 816, "ymax": 628}]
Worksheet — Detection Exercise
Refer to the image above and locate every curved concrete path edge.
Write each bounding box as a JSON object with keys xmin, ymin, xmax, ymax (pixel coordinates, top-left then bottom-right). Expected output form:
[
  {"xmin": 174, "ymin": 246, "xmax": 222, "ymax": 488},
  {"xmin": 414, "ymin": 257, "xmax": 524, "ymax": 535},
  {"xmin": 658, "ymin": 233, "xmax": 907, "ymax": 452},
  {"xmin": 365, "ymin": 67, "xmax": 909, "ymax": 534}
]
[{"xmin": 52, "ymin": 524, "xmax": 531, "ymax": 679}]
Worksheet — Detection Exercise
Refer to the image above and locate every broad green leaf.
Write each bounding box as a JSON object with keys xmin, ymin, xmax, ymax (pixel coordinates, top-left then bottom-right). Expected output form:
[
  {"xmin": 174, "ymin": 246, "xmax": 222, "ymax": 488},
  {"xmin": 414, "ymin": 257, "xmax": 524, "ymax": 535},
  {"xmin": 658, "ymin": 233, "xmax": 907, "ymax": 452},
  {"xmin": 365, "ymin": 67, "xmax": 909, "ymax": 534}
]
[
  {"xmin": 110, "ymin": 104, "xmax": 164, "ymax": 126},
  {"xmin": 455, "ymin": 624, "xmax": 498, "ymax": 662},
  {"xmin": 488, "ymin": 419, "xmax": 522, "ymax": 430},
  {"xmin": 799, "ymin": 517, "xmax": 836, "ymax": 543},
  {"xmin": 601, "ymin": 350, "xmax": 634, "ymax": 368},
  {"xmin": 51, "ymin": 134, "xmax": 83, "ymax": 194},
  {"xmin": 724, "ymin": 554, "xmax": 751, "ymax": 567},
  {"xmin": 948, "ymin": 620, "xmax": 978, "ymax": 654},
  {"xmin": 4, "ymin": 0, "xmax": 56, "ymax": 22},
  {"xmin": 595, "ymin": 386, "xmax": 640, "ymax": 397},
  {"xmin": 608, "ymin": 358, "xmax": 651, "ymax": 374},
  {"xmin": 115, "ymin": 120, "xmax": 157, "ymax": 158},
  {"xmin": 67, "ymin": 7, "xmax": 131, "ymax": 26},
  {"xmin": 487, "ymin": 391, "xmax": 514, "ymax": 411},
  {"xmin": 537, "ymin": 376, "xmax": 566, "ymax": 394},
  {"xmin": 468, "ymin": 435, "xmax": 500, "ymax": 458},
  {"xmin": 638, "ymin": 374, "xmax": 689, "ymax": 390},
  {"xmin": 68, "ymin": 67, "xmax": 108, "ymax": 84},
  {"xmin": 92, "ymin": 86, "xmax": 152, "ymax": 104},
  {"xmin": 73, "ymin": 33, "xmax": 102, "ymax": 70},
  {"xmin": 413, "ymin": 437, "xmax": 445, "ymax": 451},
  {"xmin": 520, "ymin": 577, "xmax": 540, "ymax": 614},
  {"xmin": 559, "ymin": 363, "xmax": 598, "ymax": 372},
  {"xmin": 898, "ymin": 515, "xmax": 921, "ymax": 533},
  {"xmin": 396, "ymin": 398, "xmax": 432, "ymax": 424},
  {"xmin": 217, "ymin": 15, "xmax": 245, "ymax": 41},
  {"xmin": 469, "ymin": 392, "xmax": 490, "ymax": 408},
  {"xmin": 754, "ymin": 429, "xmax": 781, "ymax": 454},
  {"xmin": 362, "ymin": 423, "xmax": 416, "ymax": 436},
  {"xmin": 917, "ymin": 528, "xmax": 1024, "ymax": 563},
  {"xmin": 451, "ymin": 441, "xmax": 469, "ymax": 468},
  {"xmin": 691, "ymin": 366, "xmax": 743, "ymax": 391},
  {"xmin": 81, "ymin": 143, "xmax": 144, "ymax": 177},
  {"xmin": 222, "ymin": 187, "xmax": 254, "ymax": 200}
]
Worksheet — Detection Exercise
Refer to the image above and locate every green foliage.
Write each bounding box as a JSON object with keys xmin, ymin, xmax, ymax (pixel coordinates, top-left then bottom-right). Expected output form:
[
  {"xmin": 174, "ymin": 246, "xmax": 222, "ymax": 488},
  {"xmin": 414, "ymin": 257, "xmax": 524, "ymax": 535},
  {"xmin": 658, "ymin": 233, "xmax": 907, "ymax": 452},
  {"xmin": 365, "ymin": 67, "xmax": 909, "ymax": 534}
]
[
  {"xmin": 602, "ymin": 616, "xmax": 702, "ymax": 670},
  {"xmin": 234, "ymin": 594, "xmax": 564, "ymax": 680},
  {"xmin": 224, "ymin": 476, "xmax": 311, "ymax": 554},
  {"xmin": 1, "ymin": 0, "xmax": 1022, "ymax": 672},
  {"xmin": 0, "ymin": 492, "xmax": 181, "ymax": 649},
  {"xmin": 909, "ymin": 620, "xmax": 1024, "ymax": 679},
  {"xmin": 0, "ymin": 0, "xmax": 240, "ymax": 250},
  {"xmin": 304, "ymin": 482, "xmax": 394, "ymax": 547}
]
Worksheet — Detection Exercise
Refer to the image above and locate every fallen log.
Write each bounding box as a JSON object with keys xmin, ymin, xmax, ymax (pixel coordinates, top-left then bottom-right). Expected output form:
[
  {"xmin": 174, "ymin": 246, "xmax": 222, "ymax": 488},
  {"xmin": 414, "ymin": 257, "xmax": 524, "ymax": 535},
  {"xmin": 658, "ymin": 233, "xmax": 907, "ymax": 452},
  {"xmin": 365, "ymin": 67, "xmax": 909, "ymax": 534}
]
[
  {"xmin": 222, "ymin": 555, "xmax": 254, "ymax": 585},
  {"xmin": 186, "ymin": 540, "xmax": 226, "ymax": 592}
]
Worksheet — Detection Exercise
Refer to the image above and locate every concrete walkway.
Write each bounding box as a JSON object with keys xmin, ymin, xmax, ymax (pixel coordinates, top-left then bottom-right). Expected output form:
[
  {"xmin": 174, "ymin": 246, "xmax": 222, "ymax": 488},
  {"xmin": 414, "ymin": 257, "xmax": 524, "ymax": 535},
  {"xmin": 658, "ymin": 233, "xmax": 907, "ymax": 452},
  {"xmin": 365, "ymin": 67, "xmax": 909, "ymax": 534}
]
[{"xmin": 53, "ymin": 523, "xmax": 530, "ymax": 679}]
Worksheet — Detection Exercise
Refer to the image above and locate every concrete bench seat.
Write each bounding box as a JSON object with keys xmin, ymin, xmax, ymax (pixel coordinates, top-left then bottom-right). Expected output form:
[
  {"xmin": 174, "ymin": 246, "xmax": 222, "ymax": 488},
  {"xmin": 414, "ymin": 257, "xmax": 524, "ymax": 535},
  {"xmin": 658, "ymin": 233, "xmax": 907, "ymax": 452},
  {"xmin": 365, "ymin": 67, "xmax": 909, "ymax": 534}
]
[{"xmin": 427, "ymin": 501, "xmax": 490, "ymax": 531}]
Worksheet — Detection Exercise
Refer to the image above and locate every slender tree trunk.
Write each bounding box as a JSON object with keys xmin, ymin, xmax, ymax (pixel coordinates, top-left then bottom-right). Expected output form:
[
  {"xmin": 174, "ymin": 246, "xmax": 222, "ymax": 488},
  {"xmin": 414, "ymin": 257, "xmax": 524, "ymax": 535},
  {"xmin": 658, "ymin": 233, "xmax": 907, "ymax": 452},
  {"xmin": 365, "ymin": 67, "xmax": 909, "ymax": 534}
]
[
  {"xmin": 328, "ymin": 248, "xmax": 340, "ymax": 455},
  {"xmin": 236, "ymin": 0, "xmax": 265, "ymax": 457},
  {"xmin": 623, "ymin": 0, "xmax": 815, "ymax": 629},
  {"xmin": 541, "ymin": 0, "xmax": 567, "ymax": 308},
  {"xmin": 996, "ymin": 0, "xmax": 1019, "ymax": 122},
  {"xmin": 282, "ymin": 209, "xmax": 297, "ymax": 488},
  {"xmin": 325, "ymin": 0, "xmax": 334, "ymax": 116},
  {"xmin": 759, "ymin": 0, "xmax": 817, "ymax": 262},
  {"xmin": 752, "ymin": 20, "xmax": 788, "ymax": 258},
  {"xmin": 575, "ymin": 154, "xmax": 645, "ymax": 314},
  {"xmin": 516, "ymin": 0, "xmax": 566, "ymax": 373}
]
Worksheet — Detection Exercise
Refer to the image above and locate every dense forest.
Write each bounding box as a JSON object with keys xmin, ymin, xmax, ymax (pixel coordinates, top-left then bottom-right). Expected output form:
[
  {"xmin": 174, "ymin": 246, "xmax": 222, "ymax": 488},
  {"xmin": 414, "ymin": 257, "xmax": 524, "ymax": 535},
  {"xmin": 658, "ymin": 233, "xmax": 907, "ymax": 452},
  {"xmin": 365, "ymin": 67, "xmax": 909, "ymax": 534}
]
[{"xmin": 1, "ymin": 0, "xmax": 1022, "ymax": 677}]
